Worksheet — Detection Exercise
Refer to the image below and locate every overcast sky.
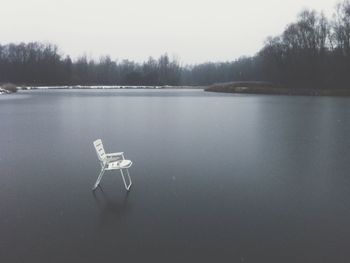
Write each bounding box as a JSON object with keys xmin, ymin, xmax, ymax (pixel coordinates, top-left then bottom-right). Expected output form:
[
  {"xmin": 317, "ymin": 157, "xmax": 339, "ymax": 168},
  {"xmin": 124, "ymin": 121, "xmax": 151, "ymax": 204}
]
[{"xmin": 0, "ymin": 0, "xmax": 340, "ymax": 64}]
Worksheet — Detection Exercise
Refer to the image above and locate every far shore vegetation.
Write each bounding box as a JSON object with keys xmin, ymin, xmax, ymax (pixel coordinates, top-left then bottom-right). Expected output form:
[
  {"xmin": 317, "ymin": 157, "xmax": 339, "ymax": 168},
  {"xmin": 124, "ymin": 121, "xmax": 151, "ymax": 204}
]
[
  {"xmin": 205, "ymin": 82, "xmax": 350, "ymax": 96},
  {"xmin": 1, "ymin": 0, "xmax": 350, "ymax": 95}
]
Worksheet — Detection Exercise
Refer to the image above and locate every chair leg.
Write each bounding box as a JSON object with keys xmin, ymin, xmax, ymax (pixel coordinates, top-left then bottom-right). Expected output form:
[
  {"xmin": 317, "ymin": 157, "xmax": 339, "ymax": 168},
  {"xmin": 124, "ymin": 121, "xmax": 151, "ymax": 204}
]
[
  {"xmin": 120, "ymin": 168, "xmax": 132, "ymax": 191},
  {"xmin": 93, "ymin": 168, "xmax": 105, "ymax": 190},
  {"xmin": 126, "ymin": 168, "xmax": 132, "ymax": 189}
]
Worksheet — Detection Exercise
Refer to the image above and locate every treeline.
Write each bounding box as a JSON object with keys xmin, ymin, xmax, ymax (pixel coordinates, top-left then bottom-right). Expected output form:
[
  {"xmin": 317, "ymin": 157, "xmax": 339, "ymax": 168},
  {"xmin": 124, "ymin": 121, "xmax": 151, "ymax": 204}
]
[
  {"xmin": 0, "ymin": 43, "xmax": 182, "ymax": 86},
  {"xmin": 1, "ymin": 0, "xmax": 350, "ymax": 88},
  {"xmin": 256, "ymin": 0, "xmax": 350, "ymax": 89},
  {"xmin": 186, "ymin": 0, "xmax": 350, "ymax": 88}
]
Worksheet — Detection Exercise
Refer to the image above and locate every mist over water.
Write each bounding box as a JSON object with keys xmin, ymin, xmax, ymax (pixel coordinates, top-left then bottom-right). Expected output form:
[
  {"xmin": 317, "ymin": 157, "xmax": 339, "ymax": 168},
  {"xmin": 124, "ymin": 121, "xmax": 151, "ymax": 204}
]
[{"xmin": 1, "ymin": 89, "xmax": 350, "ymax": 262}]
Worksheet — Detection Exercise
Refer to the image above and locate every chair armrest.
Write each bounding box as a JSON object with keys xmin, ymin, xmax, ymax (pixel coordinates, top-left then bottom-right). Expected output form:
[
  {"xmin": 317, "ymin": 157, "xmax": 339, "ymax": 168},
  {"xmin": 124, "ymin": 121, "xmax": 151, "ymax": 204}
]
[{"xmin": 106, "ymin": 152, "xmax": 124, "ymax": 157}]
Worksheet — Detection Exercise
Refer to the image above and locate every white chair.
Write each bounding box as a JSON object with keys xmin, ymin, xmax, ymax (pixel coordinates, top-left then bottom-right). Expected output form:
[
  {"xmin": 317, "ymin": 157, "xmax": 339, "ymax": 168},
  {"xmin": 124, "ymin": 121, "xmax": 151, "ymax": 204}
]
[{"xmin": 93, "ymin": 139, "xmax": 133, "ymax": 191}]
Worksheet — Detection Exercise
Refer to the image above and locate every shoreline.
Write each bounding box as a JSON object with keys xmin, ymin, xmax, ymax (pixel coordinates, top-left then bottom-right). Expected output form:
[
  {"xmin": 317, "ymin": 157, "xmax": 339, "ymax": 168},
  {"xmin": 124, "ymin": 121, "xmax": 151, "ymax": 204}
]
[
  {"xmin": 3, "ymin": 82, "xmax": 350, "ymax": 97},
  {"xmin": 0, "ymin": 85, "xmax": 203, "ymax": 95},
  {"xmin": 23, "ymin": 85, "xmax": 203, "ymax": 90},
  {"xmin": 204, "ymin": 82, "xmax": 350, "ymax": 97}
]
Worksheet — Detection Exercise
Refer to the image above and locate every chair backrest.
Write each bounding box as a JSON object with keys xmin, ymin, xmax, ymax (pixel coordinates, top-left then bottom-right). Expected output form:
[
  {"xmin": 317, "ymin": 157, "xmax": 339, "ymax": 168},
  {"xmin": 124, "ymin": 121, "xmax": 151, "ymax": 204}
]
[{"xmin": 93, "ymin": 139, "xmax": 106, "ymax": 162}]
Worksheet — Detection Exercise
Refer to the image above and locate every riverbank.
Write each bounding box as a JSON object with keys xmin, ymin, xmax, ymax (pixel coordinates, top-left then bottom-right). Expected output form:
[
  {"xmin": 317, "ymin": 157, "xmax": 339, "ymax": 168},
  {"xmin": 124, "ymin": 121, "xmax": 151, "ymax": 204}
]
[
  {"xmin": 24, "ymin": 85, "xmax": 202, "ymax": 90},
  {"xmin": 0, "ymin": 85, "xmax": 204, "ymax": 94},
  {"xmin": 205, "ymin": 82, "xmax": 350, "ymax": 96}
]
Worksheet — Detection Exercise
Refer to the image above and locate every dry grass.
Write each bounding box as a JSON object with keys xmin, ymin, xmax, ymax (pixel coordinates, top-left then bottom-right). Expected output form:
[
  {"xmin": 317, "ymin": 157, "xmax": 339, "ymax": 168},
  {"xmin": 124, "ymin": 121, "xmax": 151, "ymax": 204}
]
[{"xmin": 205, "ymin": 81, "xmax": 350, "ymax": 96}]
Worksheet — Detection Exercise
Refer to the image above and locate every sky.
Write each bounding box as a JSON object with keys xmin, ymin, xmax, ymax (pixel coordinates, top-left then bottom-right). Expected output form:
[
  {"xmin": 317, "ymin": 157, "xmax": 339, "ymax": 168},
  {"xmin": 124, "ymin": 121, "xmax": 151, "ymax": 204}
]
[{"xmin": 0, "ymin": 0, "xmax": 340, "ymax": 64}]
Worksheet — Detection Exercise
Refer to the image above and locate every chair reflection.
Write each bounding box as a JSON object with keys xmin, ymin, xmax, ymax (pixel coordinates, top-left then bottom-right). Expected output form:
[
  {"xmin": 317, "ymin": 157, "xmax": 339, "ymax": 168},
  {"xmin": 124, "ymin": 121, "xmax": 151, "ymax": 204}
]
[{"xmin": 92, "ymin": 186, "xmax": 131, "ymax": 225}]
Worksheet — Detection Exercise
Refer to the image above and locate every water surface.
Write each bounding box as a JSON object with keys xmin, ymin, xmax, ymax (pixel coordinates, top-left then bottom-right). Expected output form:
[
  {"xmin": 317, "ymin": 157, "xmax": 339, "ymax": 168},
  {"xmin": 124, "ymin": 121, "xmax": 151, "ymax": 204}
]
[{"xmin": 1, "ymin": 89, "xmax": 350, "ymax": 262}]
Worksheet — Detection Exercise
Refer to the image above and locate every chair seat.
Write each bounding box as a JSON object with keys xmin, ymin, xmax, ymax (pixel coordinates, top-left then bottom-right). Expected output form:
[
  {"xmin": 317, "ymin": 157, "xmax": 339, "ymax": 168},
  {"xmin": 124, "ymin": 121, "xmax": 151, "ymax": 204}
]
[{"xmin": 106, "ymin": 160, "xmax": 132, "ymax": 170}]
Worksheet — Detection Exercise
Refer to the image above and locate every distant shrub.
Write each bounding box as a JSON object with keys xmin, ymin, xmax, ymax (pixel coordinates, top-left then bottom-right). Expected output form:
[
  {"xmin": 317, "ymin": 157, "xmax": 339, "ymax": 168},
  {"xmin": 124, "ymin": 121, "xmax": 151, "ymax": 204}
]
[{"xmin": 1, "ymin": 83, "xmax": 18, "ymax": 93}]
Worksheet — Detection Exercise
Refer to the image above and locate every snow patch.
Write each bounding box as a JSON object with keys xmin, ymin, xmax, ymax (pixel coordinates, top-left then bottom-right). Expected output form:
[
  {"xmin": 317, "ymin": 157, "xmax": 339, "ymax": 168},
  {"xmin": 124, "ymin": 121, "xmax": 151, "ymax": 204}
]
[{"xmin": 0, "ymin": 88, "xmax": 12, "ymax": 95}]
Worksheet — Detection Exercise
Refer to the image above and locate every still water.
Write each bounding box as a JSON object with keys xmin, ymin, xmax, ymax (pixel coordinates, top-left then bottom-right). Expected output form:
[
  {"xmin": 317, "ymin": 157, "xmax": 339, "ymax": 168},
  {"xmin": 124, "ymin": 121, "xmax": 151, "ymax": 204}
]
[{"xmin": 1, "ymin": 89, "xmax": 350, "ymax": 262}]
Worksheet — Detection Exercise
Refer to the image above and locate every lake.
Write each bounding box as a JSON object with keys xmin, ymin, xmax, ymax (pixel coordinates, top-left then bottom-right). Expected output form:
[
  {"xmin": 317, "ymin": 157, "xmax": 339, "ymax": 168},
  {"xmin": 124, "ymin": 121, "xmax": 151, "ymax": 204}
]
[{"xmin": 1, "ymin": 89, "xmax": 350, "ymax": 262}]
